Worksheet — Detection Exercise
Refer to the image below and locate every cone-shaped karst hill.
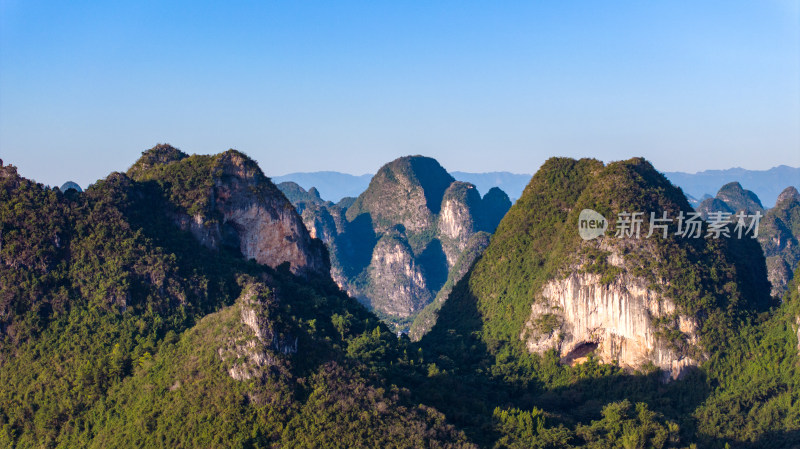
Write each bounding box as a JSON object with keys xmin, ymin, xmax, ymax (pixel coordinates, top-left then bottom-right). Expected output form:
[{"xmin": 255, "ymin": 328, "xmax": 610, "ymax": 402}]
[{"xmin": 426, "ymin": 157, "xmax": 771, "ymax": 379}]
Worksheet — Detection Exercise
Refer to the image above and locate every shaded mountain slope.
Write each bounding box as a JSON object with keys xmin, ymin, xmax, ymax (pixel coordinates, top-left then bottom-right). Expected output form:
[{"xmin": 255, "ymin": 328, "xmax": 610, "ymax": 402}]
[
  {"xmin": 128, "ymin": 144, "xmax": 328, "ymax": 276},
  {"xmin": 426, "ymin": 157, "xmax": 771, "ymax": 377},
  {"xmin": 0, "ymin": 147, "xmax": 474, "ymax": 448},
  {"xmin": 292, "ymin": 155, "xmax": 512, "ymax": 331},
  {"xmin": 696, "ymin": 182, "xmax": 764, "ymax": 220},
  {"xmin": 4, "ymin": 149, "xmax": 799, "ymax": 448},
  {"xmin": 759, "ymin": 186, "xmax": 800, "ymax": 298}
]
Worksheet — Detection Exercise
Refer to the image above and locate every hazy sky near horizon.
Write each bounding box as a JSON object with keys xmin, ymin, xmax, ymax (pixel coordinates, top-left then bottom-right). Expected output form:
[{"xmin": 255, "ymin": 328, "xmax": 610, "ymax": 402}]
[{"xmin": 1, "ymin": 1, "xmax": 798, "ymax": 188}]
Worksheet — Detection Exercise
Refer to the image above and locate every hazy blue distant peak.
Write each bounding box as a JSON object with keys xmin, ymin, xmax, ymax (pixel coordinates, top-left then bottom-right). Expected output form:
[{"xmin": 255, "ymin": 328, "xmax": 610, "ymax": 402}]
[
  {"xmin": 272, "ymin": 168, "xmax": 534, "ymax": 204},
  {"xmin": 59, "ymin": 181, "xmax": 82, "ymax": 193},
  {"xmin": 450, "ymin": 171, "xmax": 532, "ymax": 201},
  {"xmin": 664, "ymin": 165, "xmax": 800, "ymax": 208},
  {"xmin": 276, "ymin": 181, "xmax": 330, "ymax": 207},
  {"xmin": 678, "ymin": 165, "xmax": 796, "ymax": 176},
  {"xmin": 271, "ymin": 172, "xmax": 372, "ymax": 203},
  {"xmin": 273, "ymin": 164, "xmax": 799, "ymax": 209}
]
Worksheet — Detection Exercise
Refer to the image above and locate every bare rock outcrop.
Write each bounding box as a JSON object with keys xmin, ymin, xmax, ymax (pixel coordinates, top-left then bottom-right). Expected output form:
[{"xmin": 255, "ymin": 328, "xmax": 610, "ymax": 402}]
[
  {"xmin": 218, "ymin": 281, "xmax": 296, "ymax": 381},
  {"xmin": 368, "ymin": 235, "xmax": 431, "ymax": 318},
  {"xmin": 522, "ymin": 270, "xmax": 700, "ymax": 380},
  {"xmin": 438, "ymin": 182, "xmax": 482, "ymax": 267},
  {"xmin": 758, "ymin": 186, "xmax": 800, "ymax": 298},
  {"xmin": 130, "ymin": 146, "xmax": 329, "ymax": 277},
  {"xmin": 284, "ymin": 156, "xmax": 511, "ymax": 327}
]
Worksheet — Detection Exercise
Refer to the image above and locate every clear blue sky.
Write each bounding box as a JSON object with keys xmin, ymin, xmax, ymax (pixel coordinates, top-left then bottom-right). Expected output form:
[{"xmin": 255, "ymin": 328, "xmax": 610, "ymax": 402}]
[{"xmin": 1, "ymin": 1, "xmax": 798, "ymax": 188}]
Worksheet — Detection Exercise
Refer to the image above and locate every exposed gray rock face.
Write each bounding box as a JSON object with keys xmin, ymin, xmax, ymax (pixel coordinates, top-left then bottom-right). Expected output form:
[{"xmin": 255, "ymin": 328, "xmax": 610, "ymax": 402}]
[
  {"xmin": 368, "ymin": 235, "xmax": 431, "ymax": 318},
  {"xmin": 796, "ymin": 316, "xmax": 800, "ymax": 356},
  {"xmin": 284, "ymin": 155, "xmax": 511, "ymax": 327},
  {"xmin": 128, "ymin": 146, "xmax": 329, "ymax": 277},
  {"xmin": 523, "ymin": 272, "xmax": 699, "ymax": 380},
  {"xmin": 766, "ymin": 258, "xmax": 795, "ymax": 299},
  {"xmin": 346, "ymin": 156, "xmax": 454, "ymax": 235},
  {"xmin": 164, "ymin": 151, "xmax": 329, "ymax": 277},
  {"xmin": 213, "ymin": 152, "xmax": 329, "ymax": 276},
  {"xmin": 438, "ymin": 182, "xmax": 482, "ymax": 266},
  {"xmin": 758, "ymin": 186, "xmax": 800, "ymax": 298},
  {"xmin": 437, "ymin": 185, "xmax": 511, "ymax": 267},
  {"xmin": 218, "ymin": 281, "xmax": 298, "ymax": 382},
  {"xmin": 427, "ymin": 157, "xmax": 772, "ymax": 385},
  {"xmin": 522, "ymin": 245, "xmax": 702, "ymax": 381},
  {"xmin": 409, "ymin": 232, "xmax": 491, "ymax": 341},
  {"xmin": 697, "ymin": 181, "xmax": 764, "ymax": 219},
  {"xmin": 301, "ymin": 203, "xmax": 340, "ymax": 244},
  {"xmin": 300, "ymin": 203, "xmax": 352, "ymax": 293},
  {"xmin": 219, "ymin": 283, "xmax": 276, "ymax": 381}
]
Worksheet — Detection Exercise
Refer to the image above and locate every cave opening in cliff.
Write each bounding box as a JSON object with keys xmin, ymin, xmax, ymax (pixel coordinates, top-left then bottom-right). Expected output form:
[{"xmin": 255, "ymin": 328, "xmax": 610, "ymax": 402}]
[{"xmin": 561, "ymin": 341, "xmax": 599, "ymax": 365}]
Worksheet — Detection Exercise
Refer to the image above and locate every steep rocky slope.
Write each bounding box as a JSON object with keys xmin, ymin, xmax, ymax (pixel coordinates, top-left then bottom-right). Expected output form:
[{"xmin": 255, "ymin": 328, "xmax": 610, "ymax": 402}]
[
  {"xmin": 408, "ymin": 231, "xmax": 491, "ymax": 341},
  {"xmin": 289, "ymin": 155, "xmax": 512, "ymax": 329},
  {"xmin": 276, "ymin": 181, "xmax": 331, "ymax": 213},
  {"xmin": 696, "ymin": 181, "xmax": 764, "ymax": 219},
  {"xmin": 759, "ymin": 186, "xmax": 800, "ymax": 298},
  {"xmin": 696, "ymin": 182, "xmax": 800, "ymax": 298},
  {"xmin": 426, "ymin": 157, "xmax": 772, "ymax": 379},
  {"xmin": 0, "ymin": 147, "xmax": 474, "ymax": 448},
  {"xmin": 346, "ymin": 156, "xmax": 455, "ymax": 236},
  {"xmin": 128, "ymin": 145, "xmax": 329, "ymax": 277},
  {"xmin": 4, "ymin": 149, "xmax": 800, "ymax": 447}
]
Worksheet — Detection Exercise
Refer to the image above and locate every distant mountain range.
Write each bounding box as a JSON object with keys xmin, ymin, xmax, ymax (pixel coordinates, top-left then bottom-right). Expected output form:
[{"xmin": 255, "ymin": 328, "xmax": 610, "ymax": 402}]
[
  {"xmin": 450, "ymin": 171, "xmax": 532, "ymax": 202},
  {"xmin": 271, "ymin": 172, "xmax": 373, "ymax": 203},
  {"xmin": 277, "ymin": 156, "xmax": 512, "ymax": 335},
  {"xmin": 663, "ymin": 165, "xmax": 800, "ymax": 208},
  {"xmin": 4, "ymin": 146, "xmax": 800, "ymax": 447},
  {"xmin": 272, "ymin": 170, "xmax": 531, "ymax": 203},
  {"xmin": 273, "ymin": 165, "xmax": 799, "ymax": 207}
]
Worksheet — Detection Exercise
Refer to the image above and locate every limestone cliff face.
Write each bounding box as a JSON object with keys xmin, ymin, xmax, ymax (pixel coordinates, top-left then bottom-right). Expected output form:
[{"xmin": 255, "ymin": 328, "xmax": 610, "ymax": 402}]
[
  {"xmin": 427, "ymin": 157, "xmax": 770, "ymax": 382},
  {"xmin": 409, "ymin": 232, "xmax": 491, "ymax": 341},
  {"xmin": 438, "ymin": 182, "xmax": 482, "ymax": 266},
  {"xmin": 697, "ymin": 182, "xmax": 764, "ymax": 220},
  {"xmin": 300, "ymin": 203, "xmax": 351, "ymax": 292},
  {"xmin": 131, "ymin": 146, "xmax": 329, "ymax": 277},
  {"xmin": 282, "ymin": 155, "xmax": 511, "ymax": 327},
  {"xmin": 301, "ymin": 203, "xmax": 338, "ymax": 243},
  {"xmin": 215, "ymin": 281, "xmax": 296, "ymax": 382},
  {"xmin": 346, "ymin": 156, "xmax": 454, "ymax": 235},
  {"xmin": 793, "ymin": 321, "xmax": 800, "ymax": 369},
  {"xmin": 220, "ymin": 283, "xmax": 278, "ymax": 381},
  {"xmin": 368, "ymin": 235, "xmax": 431, "ymax": 318},
  {"xmin": 759, "ymin": 186, "xmax": 800, "ymax": 298},
  {"xmin": 522, "ymin": 269, "xmax": 700, "ymax": 380}
]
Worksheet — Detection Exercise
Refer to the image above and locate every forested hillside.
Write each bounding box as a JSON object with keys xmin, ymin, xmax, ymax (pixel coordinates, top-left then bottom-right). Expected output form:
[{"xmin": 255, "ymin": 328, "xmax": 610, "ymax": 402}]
[
  {"xmin": 0, "ymin": 150, "xmax": 471, "ymax": 448},
  {"xmin": 1, "ymin": 151, "xmax": 799, "ymax": 448}
]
